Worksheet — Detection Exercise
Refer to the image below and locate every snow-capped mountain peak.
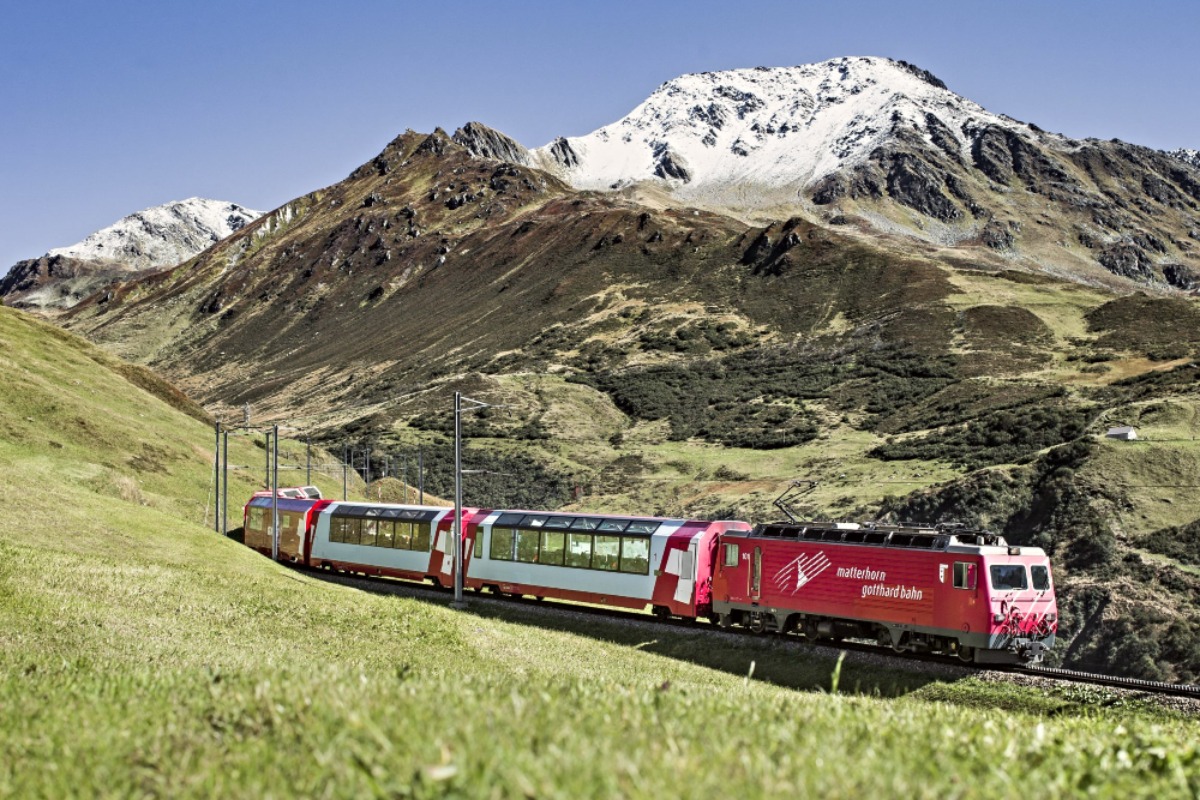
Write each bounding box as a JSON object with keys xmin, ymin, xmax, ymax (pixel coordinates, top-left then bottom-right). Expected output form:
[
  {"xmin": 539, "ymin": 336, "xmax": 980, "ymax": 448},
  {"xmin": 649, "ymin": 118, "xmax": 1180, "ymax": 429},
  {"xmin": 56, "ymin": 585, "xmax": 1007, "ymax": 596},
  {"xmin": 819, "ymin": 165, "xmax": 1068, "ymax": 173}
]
[
  {"xmin": 47, "ymin": 197, "xmax": 262, "ymax": 271},
  {"xmin": 528, "ymin": 56, "xmax": 1039, "ymax": 201}
]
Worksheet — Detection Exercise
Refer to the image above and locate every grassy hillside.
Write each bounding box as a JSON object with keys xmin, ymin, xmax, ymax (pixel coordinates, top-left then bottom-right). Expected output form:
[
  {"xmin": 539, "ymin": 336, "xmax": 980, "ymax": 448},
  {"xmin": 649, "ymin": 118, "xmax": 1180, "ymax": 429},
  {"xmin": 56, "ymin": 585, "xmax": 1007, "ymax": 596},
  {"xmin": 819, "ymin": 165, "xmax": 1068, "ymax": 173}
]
[{"xmin": 3, "ymin": 303, "xmax": 1199, "ymax": 796}]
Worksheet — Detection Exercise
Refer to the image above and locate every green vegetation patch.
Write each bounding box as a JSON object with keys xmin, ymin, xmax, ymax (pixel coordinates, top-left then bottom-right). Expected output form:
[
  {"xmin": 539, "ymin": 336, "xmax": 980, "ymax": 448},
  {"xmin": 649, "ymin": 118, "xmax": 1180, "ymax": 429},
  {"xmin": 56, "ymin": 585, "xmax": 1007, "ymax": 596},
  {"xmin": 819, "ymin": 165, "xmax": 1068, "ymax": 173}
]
[
  {"xmin": 575, "ymin": 346, "xmax": 959, "ymax": 450},
  {"xmin": 1087, "ymin": 294, "xmax": 1200, "ymax": 359},
  {"xmin": 1142, "ymin": 519, "xmax": 1200, "ymax": 568},
  {"xmin": 869, "ymin": 397, "xmax": 1092, "ymax": 470}
]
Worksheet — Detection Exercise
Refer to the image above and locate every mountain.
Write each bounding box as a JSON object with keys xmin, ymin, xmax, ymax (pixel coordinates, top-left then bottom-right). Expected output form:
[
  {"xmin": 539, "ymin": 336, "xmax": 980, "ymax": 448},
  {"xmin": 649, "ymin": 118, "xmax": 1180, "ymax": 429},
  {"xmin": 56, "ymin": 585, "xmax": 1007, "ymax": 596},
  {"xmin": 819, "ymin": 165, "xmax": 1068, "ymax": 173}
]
[
  {"xmin": 1, "ymin": 198, "xmax": 261, "ymax": 310},
  {"xmin": 458, "ymin": 57, "xmax": 1200, "ymax": 291},
  {"xmin": 51, "ymin": 60, "xmax": 1200, "ymax": 682},
  {"xmin": 1172, "ymin": 148, "xmax": 1200, "ymax": 170}
]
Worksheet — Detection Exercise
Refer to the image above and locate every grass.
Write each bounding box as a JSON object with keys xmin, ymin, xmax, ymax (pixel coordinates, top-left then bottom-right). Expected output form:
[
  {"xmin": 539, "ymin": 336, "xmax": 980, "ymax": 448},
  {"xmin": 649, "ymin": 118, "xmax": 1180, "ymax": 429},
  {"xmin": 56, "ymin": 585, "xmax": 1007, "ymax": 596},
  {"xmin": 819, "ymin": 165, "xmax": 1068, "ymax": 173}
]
[
  {"xmin": 4, "ymin": 306, "xmax": 1200, "ymax": 797},
  {"xmin": 5, "ymin": 504, "xmax": 1200, "ymax": 798}
]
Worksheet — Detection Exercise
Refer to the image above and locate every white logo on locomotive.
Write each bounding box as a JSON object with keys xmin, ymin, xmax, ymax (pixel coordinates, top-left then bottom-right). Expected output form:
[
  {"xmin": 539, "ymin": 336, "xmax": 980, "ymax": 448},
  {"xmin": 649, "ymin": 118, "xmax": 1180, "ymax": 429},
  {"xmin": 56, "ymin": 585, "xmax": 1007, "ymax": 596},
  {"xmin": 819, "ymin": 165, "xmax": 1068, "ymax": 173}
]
[{"xmin": 774, "ymin": 551, "xmax": 831, "ymax": 594}]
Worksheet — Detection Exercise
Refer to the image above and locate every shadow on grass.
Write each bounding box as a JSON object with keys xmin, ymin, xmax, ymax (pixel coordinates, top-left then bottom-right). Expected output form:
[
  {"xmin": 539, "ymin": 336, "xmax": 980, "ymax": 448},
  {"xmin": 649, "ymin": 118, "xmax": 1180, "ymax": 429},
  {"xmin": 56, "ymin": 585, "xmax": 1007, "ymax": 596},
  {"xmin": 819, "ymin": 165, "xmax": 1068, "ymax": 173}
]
[{"xmin": 309, "ymin": 569, "xmax": 969, "ymax": 699}]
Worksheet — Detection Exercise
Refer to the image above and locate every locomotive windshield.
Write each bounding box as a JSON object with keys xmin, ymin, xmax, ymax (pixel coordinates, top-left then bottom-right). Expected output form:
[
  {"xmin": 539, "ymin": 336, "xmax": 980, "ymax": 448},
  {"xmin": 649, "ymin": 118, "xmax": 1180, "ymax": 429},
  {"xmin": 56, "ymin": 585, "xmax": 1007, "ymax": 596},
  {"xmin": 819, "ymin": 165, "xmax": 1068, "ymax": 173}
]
[{"xmin": 989, "ymin": 564, "xmax": 1029, "ymax": 591}]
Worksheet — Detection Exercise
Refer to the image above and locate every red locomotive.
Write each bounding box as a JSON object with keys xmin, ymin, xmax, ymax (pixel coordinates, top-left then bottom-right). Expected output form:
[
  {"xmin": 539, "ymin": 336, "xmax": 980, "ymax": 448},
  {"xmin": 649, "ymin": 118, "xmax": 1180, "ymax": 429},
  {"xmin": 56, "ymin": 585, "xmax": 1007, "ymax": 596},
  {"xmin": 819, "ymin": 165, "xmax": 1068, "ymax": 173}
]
[
  {"xmin": 241, "ymin": 490, "xmax": 1057, "ymax": 664},
  {"xmin": 712, "ymin": 521, "xmax": 1057, "ymax": 664}
]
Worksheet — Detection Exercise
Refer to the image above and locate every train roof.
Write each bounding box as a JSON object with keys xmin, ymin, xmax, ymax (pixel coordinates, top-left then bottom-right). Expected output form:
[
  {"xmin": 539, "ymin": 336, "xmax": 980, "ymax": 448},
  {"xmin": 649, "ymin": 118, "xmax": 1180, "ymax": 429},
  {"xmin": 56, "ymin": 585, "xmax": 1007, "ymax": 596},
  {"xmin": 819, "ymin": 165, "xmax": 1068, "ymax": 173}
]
[
  {"xmin": 323, "ymin": 501, "xmax": 461, "ymax": 524},
  {"xmin": 484, "ymin": 510, "xmax": 742, "ymax": 535},
  {"xmin": 246, "ymin": 495, "xmax": 323, "ymax": 513},
  {"xmin": 738, "ymin": 520, "xmax": 1047, "ymax": 557}
]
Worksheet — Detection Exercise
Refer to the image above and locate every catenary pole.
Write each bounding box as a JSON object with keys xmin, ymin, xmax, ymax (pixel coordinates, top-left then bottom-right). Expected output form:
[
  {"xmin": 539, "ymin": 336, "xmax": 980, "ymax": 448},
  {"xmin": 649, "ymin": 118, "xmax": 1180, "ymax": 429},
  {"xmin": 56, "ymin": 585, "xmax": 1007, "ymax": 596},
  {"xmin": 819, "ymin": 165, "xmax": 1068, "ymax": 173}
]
[
  {"xmin": 449, "ymin": 392, "xmax": 505, "ymax": 609},
  {"xmin": 213, "ymin": 421, "xmax": 221, "ymax": 533},
  {"xmin": 222, "ymin": 428, "xmax": 229, "ymax": 536},
  {"xmin": 453, "ymin": 393, "xmax": 465, "ymax": 608},
  {"xmin": 272, "ymin": 424, "xmax": 279, "ymax": 562}
]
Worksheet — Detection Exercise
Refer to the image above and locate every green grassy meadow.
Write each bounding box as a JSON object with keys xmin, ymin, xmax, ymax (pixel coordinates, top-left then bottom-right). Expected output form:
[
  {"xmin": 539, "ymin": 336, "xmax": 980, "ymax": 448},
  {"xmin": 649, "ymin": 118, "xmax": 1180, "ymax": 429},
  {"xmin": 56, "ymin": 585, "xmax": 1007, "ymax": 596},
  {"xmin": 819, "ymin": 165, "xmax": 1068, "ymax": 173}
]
[{"xmin": 4, "ymin": 305, "xmax": 1200, "ymax": 797}]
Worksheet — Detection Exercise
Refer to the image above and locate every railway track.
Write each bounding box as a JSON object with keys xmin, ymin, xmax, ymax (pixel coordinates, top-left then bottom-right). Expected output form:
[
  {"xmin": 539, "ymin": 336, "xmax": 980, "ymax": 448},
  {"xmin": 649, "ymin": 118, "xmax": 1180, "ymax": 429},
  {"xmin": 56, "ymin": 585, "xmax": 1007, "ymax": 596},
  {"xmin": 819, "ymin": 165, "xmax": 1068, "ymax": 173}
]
[
  {"xmin": 312, "ymin": 567, "xmax": 1200, "ymax": 703},
  {"xmin": 1014, "ymin": 665, "xmax": 1200, "ymax": 699}
]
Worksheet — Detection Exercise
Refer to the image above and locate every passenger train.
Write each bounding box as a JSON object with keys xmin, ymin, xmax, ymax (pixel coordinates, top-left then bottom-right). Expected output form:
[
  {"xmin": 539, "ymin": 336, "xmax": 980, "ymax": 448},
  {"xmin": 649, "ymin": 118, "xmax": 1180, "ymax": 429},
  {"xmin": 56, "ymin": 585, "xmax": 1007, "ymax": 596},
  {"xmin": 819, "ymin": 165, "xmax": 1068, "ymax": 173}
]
[{"xmin": 242, "ymin": 489, "xmax": 1057, "ymax": 664}]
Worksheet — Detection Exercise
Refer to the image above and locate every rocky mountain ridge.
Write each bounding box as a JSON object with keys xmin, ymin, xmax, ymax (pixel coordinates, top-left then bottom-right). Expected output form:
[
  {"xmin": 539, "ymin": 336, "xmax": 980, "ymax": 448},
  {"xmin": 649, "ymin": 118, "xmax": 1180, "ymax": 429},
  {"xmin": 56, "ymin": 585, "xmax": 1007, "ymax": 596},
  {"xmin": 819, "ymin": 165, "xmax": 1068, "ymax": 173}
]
[
  {"xmin": 2, "ymin": 198, "xmax": 261, "ymax": 309},
  {"xmin": 452, "ymin": 57, "xmax": 1200, "ymax": 291}
]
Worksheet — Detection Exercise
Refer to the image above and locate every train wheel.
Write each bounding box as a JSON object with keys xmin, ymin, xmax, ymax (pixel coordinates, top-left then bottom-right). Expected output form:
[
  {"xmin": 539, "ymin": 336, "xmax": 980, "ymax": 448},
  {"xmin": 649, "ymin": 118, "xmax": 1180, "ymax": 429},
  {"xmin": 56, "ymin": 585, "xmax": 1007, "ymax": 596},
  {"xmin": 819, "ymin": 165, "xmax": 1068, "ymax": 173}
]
[
  {"xmin": 716, "ymin": 613, "xmax": 732, "ymax": 629},
  {"xmin": 957, "ymin": 646, "xmax": 975, "ymax": 664},
  {"xmin": 708, "ymin": 613, "xmax": 721, "ymax": 626},
  {"xmin": 652, "ymin": 606, "xmax": 671, "ymax": 621},
  {"xmin": 748, "ymin": 612, "xmax": 766, "ymax": 634}
]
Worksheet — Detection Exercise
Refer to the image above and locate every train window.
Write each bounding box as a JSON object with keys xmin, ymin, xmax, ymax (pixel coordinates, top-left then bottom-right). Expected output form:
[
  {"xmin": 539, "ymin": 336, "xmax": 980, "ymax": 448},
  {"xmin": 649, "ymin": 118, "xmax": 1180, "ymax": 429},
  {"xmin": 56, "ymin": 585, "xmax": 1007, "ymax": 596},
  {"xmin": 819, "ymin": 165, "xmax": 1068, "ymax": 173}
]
[
  {"xmin": 625, "ymin": 521, "xmax": 659, "ymax": 534},
  {"xmin": 544, "ymin": 517, "xmax": 574, "ymax": 531},
  {"xmin": 723, "ymin": 543, "xmax": 739, "ymax": 567},
  {"xmin": 566, "ymin": 533, "xmax": 593, "ymax": 568},
  {"xmin": 394, "ymin": 522, "xmax": 413, "ymax": 550},
  {"xmin": 1031, "ymin": 565, "xmax": 1052, "ymax": 592},
  {"xmin": 953, "ymin": 562, "xmax": 977, "ymax": 590},
  {"xmin": 328, "ymin": 516, "xmax": 343, "ymax": 543},
  {"xmin": 516, "ymin": 530, "xmax": 540, "ymax": 563},
  {"xmin": 248, "ymin": 507, "xmax": 265, "ymax": 532},
  {"xmin": 377, "ymin": 521, "xmax": 395, "ymax": 549},
  {"xmin": 412, "ymin": 523, "xmax": 432, "ymax": 552},
  {"xmin": 473, "ymin": 532, "xmax": 483, "ymax": 559},
  {"xmin": 540, "ymin": 531, "xmax": 566, "ymax": 566},
  {"xmin": 619, "ymin": 537, "xmax": 650, "ymax": 574},
  {"xmin": 491, "ymin": 527, "xmax": 514, "ymax": 561},
  {"xmin": 360, "ymin": 519, "xmax": 378, "ymax": 548},
  {"xmin": 990, "ymin": 564, "xmax": 1028, "ymax": 591},
  {"xmin": 571, "ymin": 518, "xmax": 601, "ymax": 531},
  {"xmin": 597, "ymin": 519, "xmax": 626, "ymax": 532},
  {"xmin": 343, "ymin": 517, "xmax": 362, "ymax": 545},
  {"xmin": 523, "ymin": 516, "xmax": 549, "ymax": 528},
  {"xmin": 594, "ymin": 535, "xmax": 621, "ymax": 571}
]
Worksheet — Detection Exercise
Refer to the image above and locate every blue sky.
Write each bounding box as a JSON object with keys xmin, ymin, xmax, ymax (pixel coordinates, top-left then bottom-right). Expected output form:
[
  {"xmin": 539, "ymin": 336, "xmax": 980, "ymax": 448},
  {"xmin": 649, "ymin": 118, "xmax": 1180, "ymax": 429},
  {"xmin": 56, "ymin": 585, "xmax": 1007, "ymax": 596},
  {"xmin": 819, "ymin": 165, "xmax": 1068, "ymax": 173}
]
[{"xmin": 2, "ymin": 0, "xmax": 1198, "ymax": 269}]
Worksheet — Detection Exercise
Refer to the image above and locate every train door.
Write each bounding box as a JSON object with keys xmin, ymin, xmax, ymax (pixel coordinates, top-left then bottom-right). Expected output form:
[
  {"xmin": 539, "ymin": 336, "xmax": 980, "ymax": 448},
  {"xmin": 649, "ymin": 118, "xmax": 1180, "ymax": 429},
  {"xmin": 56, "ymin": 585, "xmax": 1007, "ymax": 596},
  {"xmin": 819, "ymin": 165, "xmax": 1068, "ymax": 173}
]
[
  {"xmin": 673, "ymin": 539, "xmax": 698, "ymax": 606},
  {"xmin": 750, "ymin": 546, "xmax": 762, "ymax": 602}
]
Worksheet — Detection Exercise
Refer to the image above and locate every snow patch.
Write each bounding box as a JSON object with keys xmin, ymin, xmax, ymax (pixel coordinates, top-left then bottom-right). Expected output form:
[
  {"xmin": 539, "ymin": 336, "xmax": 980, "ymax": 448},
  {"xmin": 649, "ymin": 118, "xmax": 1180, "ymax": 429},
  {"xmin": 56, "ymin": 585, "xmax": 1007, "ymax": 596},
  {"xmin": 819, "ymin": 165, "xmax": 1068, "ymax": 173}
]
[
  {"xmin": 47, "ymin": 197, "xmax": 263, "ymax": 271},
  {"xmin": 528, "ymin": 56, "xmax": 1049, "ymax": 206}
]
